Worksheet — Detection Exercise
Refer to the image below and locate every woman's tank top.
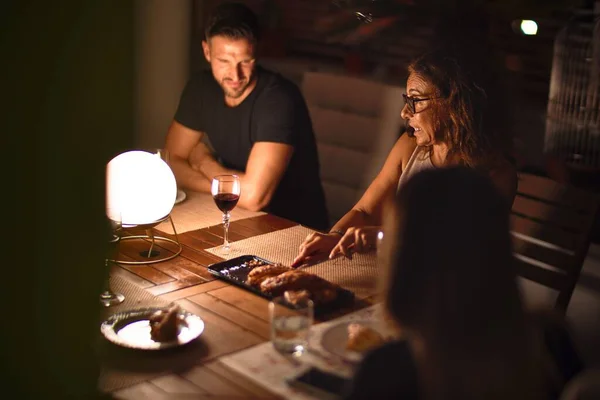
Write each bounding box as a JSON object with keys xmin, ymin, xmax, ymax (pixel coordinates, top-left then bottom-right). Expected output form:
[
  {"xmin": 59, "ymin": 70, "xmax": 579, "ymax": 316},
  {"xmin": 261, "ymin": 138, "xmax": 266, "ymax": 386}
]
[{"xmin": 397, "ymin": 146, "xmax": 435, "ymax": 192}]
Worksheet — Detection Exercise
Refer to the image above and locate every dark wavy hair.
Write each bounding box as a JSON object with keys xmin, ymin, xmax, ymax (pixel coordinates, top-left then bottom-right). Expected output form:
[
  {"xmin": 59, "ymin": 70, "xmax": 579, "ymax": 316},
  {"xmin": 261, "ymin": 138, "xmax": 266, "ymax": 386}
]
[
  {"xmin": 382, "ymin": 167, "xmax": 544, "ymax": 400},
  {"xmin": 408, "ymin": 50, "xmax": 511, "ymax": 168},
  {"xmin": 205, "ymin": 2, "xmax": 260, "ymax": 44}
]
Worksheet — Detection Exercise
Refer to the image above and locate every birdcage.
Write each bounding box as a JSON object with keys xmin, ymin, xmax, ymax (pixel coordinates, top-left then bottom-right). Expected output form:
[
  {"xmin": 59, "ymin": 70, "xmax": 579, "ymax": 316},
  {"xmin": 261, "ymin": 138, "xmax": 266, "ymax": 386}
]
[{"xmin": 544, "ymin": 9, "xmax": 600, "ymax": 172}]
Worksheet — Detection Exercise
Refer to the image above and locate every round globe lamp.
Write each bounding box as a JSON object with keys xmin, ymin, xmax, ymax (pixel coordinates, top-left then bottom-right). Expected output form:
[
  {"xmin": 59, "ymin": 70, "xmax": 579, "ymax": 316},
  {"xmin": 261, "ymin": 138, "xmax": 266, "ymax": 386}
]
[{"xmin": 106, "ymin": 150, "xmax": 182, "ymax": 264}]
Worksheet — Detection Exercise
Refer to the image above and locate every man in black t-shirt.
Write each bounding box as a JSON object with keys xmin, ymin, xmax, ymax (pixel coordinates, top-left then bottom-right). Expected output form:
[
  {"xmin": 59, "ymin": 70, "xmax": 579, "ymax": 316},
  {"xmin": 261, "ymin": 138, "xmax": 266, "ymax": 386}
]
[{"xmin": 165, "ymin": 2, "xmax": 328, "ymax": 230}]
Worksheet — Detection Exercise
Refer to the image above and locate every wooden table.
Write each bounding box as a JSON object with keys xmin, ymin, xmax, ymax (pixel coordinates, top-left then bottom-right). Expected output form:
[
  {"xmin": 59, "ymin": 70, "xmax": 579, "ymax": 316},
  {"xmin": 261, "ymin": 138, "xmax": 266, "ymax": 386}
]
[{"xmin": 103, "ymin": 195, "xmax": 373, "ymax": 399}]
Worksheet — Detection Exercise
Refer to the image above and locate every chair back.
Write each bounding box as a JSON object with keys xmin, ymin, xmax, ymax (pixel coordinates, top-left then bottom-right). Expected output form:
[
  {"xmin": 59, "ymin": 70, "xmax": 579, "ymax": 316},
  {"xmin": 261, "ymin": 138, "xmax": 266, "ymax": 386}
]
[
  {"xmin": 301, "ymin": 71, "xmax": 405, "ymax": 225},
  {"xmin": 511, "ymin": 172, "xmax": 600, "ymax": 312}
]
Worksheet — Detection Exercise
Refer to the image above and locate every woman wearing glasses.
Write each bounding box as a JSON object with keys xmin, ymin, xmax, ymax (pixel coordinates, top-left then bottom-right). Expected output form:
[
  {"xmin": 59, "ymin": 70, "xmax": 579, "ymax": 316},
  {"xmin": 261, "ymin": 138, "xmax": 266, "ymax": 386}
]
[{"xmin": 292, "ymin": 49, "xmax": 517, "ymax": 267}]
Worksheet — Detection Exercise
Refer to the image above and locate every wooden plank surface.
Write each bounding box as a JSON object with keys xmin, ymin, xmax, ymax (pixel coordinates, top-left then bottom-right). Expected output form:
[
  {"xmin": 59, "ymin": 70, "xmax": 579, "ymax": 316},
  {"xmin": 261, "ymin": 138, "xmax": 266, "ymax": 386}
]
[
  {"xmin": 158, "ymin": 280, "xmax": 229, "ymax": 302},
  {"xmin": 188, "ymin": 292, "xmax": 271, "ymax": 339},
  {"xmin": 207, "ymin": 285, "xmax": 271, "ymax": 322},
  {"xmin": 105, "ymin": 210, "xmax": 376, "ymax": 398},
  {"xmin": 146, "ymin": 276, "xmax": 209, "ymax": 296},
  {"xmin": 512, "ymin": 195, "xmax": 590, "ymax": 232},
  {"xmin": 517, "ymin": 173, "xmax": 598, "ymax": 211},
  {"xmin": 512, "ymin": 234, "xmax": 576, "ymax": 273},
  {"xmin": 510, "ymin": 214, "xmax": 579, "ymax": 251}
]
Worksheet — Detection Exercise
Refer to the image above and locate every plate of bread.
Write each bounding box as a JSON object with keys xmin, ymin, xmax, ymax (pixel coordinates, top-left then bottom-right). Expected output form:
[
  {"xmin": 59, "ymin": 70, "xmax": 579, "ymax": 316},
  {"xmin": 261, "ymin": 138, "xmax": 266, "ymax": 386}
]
[
  {"xmin": 320, "ymin": 320, "xmax": 388, "ymax": 362},
  {"xmin": 208, "ymin": 255, "xmax": 354, "ymax": 313},
  {"xmin": 100, "ymin": 304, "xmax": 205, "ymax": 350}
]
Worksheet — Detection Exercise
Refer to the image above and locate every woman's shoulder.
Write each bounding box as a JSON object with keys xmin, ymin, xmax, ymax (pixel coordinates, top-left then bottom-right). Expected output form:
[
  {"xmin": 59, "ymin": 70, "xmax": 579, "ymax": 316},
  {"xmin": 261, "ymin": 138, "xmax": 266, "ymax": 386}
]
[
  {"xmin": 363, "ymin": 339, "xmax": 413, "ymax": 364},
  {"xmin": 391, "ymin": 132, "xmax": 418, "ymax": 168},
  {"xmin": 396, "ymin": 131, "xmax": 418, "ymax": 152},
  {"xmin": 344, "ymin": 340, "xmax": 419, "ymax": 400}
]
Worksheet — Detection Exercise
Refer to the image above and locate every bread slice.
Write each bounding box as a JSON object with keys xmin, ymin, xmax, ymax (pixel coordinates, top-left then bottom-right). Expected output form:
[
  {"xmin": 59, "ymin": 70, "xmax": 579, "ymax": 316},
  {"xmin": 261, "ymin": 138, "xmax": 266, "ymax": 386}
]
[{"xmin": 346, "ymin": 322, "xmax": 384, "ymax": 353}]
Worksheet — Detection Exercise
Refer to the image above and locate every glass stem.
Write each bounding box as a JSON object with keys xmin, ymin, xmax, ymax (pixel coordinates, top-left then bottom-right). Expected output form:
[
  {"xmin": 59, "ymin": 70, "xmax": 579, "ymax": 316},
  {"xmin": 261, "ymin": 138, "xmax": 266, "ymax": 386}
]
[
  {"xmin": 223, "ymin": 211, "xmax": 231, "ymax": 249},
  {"xmin": 102, "ymin": 259, "xmax": 114, "ymax": 297}
]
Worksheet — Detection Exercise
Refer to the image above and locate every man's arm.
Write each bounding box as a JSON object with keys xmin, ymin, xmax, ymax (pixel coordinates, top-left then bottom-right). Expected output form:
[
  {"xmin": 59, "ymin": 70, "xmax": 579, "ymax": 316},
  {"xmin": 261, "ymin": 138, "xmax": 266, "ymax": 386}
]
[
  {"xmin": 164, "ymin": 120, "xmax": 213, "ymax": 192},
  {"xmin": 189, "ymin": 140, "xmax": 294, "ymax": 211}
]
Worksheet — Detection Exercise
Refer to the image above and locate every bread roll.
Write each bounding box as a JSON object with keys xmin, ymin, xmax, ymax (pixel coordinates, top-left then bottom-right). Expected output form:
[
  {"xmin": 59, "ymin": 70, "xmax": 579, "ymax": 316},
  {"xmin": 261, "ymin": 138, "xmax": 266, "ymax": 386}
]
[
  {"xmin": 260, "ymin": 270, "xmax": 335, "ymax": 297},
  {"xmin": 246, "ymin": 263, "xmax": 291, "ymax": 287}
]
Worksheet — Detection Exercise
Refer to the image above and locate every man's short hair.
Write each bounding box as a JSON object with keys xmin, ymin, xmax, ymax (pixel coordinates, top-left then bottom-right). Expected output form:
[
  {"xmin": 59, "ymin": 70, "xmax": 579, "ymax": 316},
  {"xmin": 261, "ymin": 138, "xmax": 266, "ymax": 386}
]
[{"xmin": 205, "ymin": 2, "xmax": 260, "ymax": 44}]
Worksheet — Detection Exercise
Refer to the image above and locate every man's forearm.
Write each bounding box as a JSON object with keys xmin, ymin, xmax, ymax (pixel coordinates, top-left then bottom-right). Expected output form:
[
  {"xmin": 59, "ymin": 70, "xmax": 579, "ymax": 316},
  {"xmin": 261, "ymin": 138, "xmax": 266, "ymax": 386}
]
[
  {"xmin": 193, "ymin": 154, "xmax": 265, "ymax": 211},
  {"xmin": 170, "ymin": 157, "xmax": 212, "ymax": 193},
  {"xmin": 189, "ymin": 142, "xmax": 239, "ymax": 180}
]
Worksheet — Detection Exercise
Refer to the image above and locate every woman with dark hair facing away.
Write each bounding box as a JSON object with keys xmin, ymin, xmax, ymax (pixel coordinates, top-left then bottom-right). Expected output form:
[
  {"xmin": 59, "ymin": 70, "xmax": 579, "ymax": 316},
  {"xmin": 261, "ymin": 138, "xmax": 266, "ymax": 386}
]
[
  {"xmin": 292, "ymin": 49, "xmax": 517, "ymax": 267},
  {"xmin": 344, "ymin": 167, "xmax": 582, "ymax": 400}
]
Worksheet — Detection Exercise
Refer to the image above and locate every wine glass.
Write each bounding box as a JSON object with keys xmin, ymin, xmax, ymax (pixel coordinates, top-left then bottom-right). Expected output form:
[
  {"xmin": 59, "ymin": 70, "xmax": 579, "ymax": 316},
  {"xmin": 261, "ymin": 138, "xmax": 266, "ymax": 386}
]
[
  {"xmin": 100, "ymin": 209, "xmax": 125, "ymax": 307},
  {"xmin": 211, "ymin": 175, "xmax": 241, "ymax": 252}
]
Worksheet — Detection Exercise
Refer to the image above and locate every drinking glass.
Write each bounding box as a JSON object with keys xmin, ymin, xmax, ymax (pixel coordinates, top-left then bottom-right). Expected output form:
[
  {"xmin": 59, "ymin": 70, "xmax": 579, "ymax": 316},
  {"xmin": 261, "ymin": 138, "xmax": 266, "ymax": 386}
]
[
  {"xmin": 153, "ymin": 148, "xmax": 184, "ymax": 203},
  {"xmin": 100, "ymin": 210, "xmax": 125, "ymax": 307},
  {"xmin": 269, "ymin": 296, "xmax": 313, "ymax": 357},
  {"xmin": 211, "ymin": 174, "xmax": 241, "ymax": 252}
]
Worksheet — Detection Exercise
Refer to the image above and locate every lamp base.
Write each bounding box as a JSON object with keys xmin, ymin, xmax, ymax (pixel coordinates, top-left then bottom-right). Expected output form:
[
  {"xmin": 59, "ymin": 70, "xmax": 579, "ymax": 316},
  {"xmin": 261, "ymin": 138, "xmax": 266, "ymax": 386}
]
[{"xmin": 113, "ymin": 214, "xmax": 182, "ymax": 265}]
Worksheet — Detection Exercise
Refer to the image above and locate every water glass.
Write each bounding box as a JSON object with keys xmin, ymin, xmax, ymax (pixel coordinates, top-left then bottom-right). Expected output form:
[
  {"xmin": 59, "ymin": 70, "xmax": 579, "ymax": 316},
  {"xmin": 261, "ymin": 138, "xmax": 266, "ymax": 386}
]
[{"xmin": 269, "ymin": 296, "xmax": 313, "ymax": 357}]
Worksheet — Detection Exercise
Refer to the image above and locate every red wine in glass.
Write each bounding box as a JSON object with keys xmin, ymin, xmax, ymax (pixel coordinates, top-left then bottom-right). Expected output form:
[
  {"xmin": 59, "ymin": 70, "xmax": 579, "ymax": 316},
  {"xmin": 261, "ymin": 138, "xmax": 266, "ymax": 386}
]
[
  {"xmin": 211, "ymin": 175, "xmax": 241, "ymax": 252},
  {"xmin": 213, "ymin": 193, "xmax": 240, "ymax": 213}
]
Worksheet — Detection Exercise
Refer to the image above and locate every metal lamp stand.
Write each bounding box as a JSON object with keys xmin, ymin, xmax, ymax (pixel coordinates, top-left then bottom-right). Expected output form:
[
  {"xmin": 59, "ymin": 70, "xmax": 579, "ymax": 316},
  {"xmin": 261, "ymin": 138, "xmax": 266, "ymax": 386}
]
[{"xmin": 113, "ymin": 214, "xmax": 182, "ymax": 265}]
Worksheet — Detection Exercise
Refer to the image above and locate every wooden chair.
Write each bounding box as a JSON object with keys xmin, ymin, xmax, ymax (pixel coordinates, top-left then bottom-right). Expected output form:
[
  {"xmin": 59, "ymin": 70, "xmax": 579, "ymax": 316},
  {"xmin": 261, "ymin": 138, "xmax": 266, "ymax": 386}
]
[{"xmin": 511, "ymin": 172, "xmax": 600, "ymax": 312}]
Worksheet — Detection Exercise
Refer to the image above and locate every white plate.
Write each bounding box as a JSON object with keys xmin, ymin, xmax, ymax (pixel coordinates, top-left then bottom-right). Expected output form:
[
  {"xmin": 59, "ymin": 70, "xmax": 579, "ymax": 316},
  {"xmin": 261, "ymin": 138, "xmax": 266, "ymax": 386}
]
[
  {"xmin": 175, "ymin": 189, "xmax": 187, "ymax": 205},
  {"xmin": 101, "ymin": 307, "xmax": 204, "ymax": 350},
  {"xmin": 320, "ymin": 320, "xmax": 385, "ymax": 363}
]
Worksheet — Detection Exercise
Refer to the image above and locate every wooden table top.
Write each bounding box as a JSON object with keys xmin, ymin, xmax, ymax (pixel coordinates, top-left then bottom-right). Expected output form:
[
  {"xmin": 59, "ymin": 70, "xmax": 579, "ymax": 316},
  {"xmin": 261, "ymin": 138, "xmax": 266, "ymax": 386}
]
[{"xmin": 104, "ymin": 194, "xmax": 374, "ymax": 399}]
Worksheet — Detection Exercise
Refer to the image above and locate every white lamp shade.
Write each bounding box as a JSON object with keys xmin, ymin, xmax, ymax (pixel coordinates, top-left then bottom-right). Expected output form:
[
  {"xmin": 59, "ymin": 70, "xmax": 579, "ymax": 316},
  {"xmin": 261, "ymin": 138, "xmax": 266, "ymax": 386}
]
[{"xmin": 106, "ymin": 150, "xmax": 177, "ymax": 225}]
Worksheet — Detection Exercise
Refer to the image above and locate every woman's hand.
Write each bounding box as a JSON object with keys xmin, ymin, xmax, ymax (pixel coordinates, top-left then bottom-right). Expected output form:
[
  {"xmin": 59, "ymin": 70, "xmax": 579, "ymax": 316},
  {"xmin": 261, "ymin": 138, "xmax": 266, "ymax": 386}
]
[
  {"xmin": 330, "ymin": 226, "xmax": 381, "ymax": 260},
  {"xmin": 291, "ymin": 232, "xmax": 342, "ymax": 268}
]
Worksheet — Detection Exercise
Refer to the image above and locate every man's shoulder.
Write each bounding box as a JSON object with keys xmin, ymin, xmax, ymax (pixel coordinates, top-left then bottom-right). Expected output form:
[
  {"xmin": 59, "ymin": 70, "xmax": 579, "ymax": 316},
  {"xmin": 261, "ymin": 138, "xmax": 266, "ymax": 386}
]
[{"xmin": 255, "ymin": 67, "xmax": 303, "ymax": 101}]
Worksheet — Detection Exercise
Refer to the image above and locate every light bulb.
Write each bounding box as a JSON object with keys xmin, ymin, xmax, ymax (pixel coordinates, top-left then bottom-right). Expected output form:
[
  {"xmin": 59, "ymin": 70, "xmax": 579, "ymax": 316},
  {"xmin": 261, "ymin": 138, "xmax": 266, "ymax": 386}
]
[{"xmin": 106, "ymin": 150, "xmax": 177, "ymax": 226}]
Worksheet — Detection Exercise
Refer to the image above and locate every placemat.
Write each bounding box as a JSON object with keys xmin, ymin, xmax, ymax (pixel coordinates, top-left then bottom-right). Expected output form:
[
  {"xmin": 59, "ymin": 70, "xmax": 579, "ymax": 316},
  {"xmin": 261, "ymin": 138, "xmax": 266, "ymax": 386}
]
[
  {"xmin": 205, "ymin": 225, "xmax": 380, "ymax": 300},
  {"xmin": 219, "ymin": 304, "xmax": 386, "ymax": 400},
  {"xmin": 97, "ymin": 276, "xmax": 203, "ymax": 393},
  {"xmin": 155, "ymin": 191, "xmax": 266, "ymax": 234}
]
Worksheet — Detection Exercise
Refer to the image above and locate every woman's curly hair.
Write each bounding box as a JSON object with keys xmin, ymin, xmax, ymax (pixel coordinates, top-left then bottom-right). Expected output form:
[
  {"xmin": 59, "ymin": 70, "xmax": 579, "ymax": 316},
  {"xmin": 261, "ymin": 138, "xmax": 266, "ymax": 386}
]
[{"xmin": 409, "ymin": 50, "xmax": 512, "ymax": 168}]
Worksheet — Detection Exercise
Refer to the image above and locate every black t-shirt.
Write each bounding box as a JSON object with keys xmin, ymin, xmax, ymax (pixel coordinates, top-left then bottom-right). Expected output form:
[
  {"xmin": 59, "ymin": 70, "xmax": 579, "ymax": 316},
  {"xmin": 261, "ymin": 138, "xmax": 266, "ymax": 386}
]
[{"xmin": 174, "ymin": 66, "xmax": 329, "ymax": 231}]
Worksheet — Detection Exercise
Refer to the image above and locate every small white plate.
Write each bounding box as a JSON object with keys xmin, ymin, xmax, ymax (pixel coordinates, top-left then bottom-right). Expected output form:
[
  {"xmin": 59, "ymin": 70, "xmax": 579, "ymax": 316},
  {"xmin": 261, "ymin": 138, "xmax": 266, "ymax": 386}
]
[
  {"xmin": 101, "ymin": 307, "xmax": 204, "ymax": 350},
  {"xmin": 320, "ymin": 320, "xmax": 385, "ymax": 363},
  {"xmin": 175, "ymin": 189, "xmax": 187, "ymax": 205}
]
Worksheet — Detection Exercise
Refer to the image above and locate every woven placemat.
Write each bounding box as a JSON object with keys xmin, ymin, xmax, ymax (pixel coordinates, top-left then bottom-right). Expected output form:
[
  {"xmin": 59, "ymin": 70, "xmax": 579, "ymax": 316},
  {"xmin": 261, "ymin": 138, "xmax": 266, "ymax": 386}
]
[
  {"xmin": 205, "ymin": 225, "xmax": 380, "ymax": 300},
  {"xmin": 219, "ymin": 304, "xmax": 385, "ymax": 400},
  {"xmin": 97, "ymin": 276, "xmax": 196, "ymax": 393},
  {"xmin": 154, "ymin": 191, "xmax": 266, "ymax": 234}
]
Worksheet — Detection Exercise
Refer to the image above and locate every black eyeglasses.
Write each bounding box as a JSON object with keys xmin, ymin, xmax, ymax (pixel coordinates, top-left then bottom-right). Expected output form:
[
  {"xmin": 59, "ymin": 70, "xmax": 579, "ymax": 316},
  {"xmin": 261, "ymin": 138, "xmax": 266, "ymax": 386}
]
[{"xmin": 402, "ymin": 94, "xmax": 441, "ymax": 114}]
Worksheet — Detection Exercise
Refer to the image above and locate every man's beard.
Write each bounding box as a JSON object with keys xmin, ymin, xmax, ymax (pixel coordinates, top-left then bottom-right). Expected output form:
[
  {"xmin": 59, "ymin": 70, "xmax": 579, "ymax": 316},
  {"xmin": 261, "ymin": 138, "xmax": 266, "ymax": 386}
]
[
  {"xmin": 220, "ymin": 70, "xmax": 256, "ymax": 99},
  {"xmin": 221, "ymin": 80, "xmax": 249, "ymax": 99}
]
